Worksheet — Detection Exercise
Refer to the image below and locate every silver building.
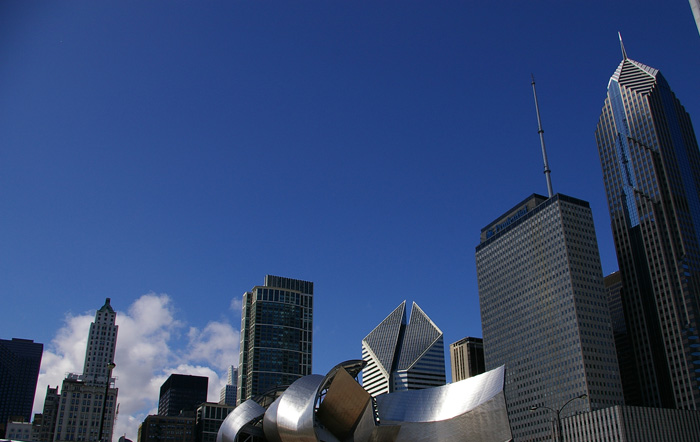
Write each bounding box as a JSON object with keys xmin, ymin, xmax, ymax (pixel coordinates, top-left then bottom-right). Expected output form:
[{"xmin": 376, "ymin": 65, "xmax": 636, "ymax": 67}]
[
  {"xmin": 475, "ymin": 194, "xmax": 624, "ymax": 441},
  {"xmin": 596, "ymin": 40, "xmax": 700, "ymax": 409},
  {"xmin": 361, "ymin": 301, "xmax": 446, "ymax": 397},
  {"xmin": 217, "ymin": 360, "xmax": 512, "ymax": 442},
  {"xmin": 237, "ymin": 275, "xmax": 313, "ymax": 405}
]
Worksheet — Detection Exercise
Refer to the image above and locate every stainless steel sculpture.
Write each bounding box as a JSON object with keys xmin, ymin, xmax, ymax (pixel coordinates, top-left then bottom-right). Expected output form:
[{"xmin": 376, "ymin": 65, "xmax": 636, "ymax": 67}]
[{"xmin": 217, "ymin": 361, "xmax": 511, "ymax": 442}]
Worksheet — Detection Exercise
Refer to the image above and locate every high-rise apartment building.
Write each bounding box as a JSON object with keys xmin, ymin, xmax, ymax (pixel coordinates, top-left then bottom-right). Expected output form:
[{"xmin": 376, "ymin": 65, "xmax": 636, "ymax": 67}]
[
  {"xmin": 475, "ymin": 193, "xmax": 624, "ymax": 441},
  {"xmin": 361, "ymin": 301, "xmax": 446, "ymax": 397},
  {"xmin": 158, "ymin": 375, "xmax": 208, "ymax": 417},
  {"xmin": 0, "ymin": 338, "xmax": 43, "ymax": 437},
  {"xmin": 54, "ymin": 298, "xmax": 119, "ymax": 442},
  {"xmin": 449, "ymin": 337, "xmax": 485, "ymax": 382},
  {"xmin": 236, "ymin": 275, "xmax": 313, "ymax": 404},
  {"xmin": 595, "ymin": 42, "xmax": 700, "ymax": 409}
]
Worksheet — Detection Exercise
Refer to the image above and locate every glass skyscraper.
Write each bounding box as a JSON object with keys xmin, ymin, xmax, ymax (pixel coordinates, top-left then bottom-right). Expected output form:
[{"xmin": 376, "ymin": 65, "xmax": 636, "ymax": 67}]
[
  {"xmin": 0, "ymin": 338, "xmax": 43, "ymax": 437},
  {"xmin": 476, "ymin": 194, "xmax": 624, "ymax": 441},
  {"xmin": 595, "ymin": 44, "xmax": 700, "ymax": 409},
  {"xmin": 361, "ymin": 301, "xmax": 446, "ymax": 397},
  {"xmin": 236, "ymin": 275, "xmax": 313, "ymax": 404}
]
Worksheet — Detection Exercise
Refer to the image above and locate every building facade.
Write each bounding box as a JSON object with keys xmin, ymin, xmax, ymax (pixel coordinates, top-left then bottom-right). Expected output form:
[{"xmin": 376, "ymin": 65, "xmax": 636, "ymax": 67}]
[
  {"xmin": 218, "ymin": 367, "xmax": 237, "ymax": 406},
  {"xmin": 475, "ymin": 193, "xmax": 624, "ymax": 441},
  {"xmin": 158, "ymin": 375, "xmax": 208, "ymax": 417},
  {"xmin": 449, "ymin": 337, "xmax": 485, "ymax": 382},
  {"xmin": 138, "ymin": 415, "xmax": 195, "ymax": 442},
  {"xmin": 194, "ymin": 402, "xmax": 235, "ymax": 442},
  {"xmin": 237, "ymin": 275, "xmax": 313, "ymax": 404},
  {"xmin": 5, "ymin": 420, "xmax": 33, "ymax": 441},
  {"xmin": 361, "ymin": 301, "xmax": 446, "ymax": 397},
  {"xmin": 562, "ymin": 405, "xmax": 700, "ymax": 441},
  {"xmin": 36, "ymin": 386, "xmax": 60, "ymax": 442},
  {"xmin": 0, "ymin": 338, "xmax": 43, "ymax": 437},
  {"xmin": 595, "ymin": 44, "xmax": 700, "ymax": 409},
  {"xmin": 54, "ymin": 298, "xmax": 119, "ymax": 442}
]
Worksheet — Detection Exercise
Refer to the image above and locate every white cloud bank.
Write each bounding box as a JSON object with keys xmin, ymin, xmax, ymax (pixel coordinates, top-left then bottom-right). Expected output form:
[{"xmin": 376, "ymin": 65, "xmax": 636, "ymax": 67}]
[{"xmin": 33, "ymin": 293, "xmax": 241, "ymax": 442}]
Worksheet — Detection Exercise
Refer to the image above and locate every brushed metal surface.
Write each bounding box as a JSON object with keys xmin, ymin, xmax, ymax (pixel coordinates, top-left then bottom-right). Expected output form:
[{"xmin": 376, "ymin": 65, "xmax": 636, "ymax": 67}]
[
  {"xmin": 218, "ymin": 363, "xmax": 511, "ymax": 442},
  {"xmin": 217, "ymin": 399, "xmax": 266, "ymax": 442},
  {"xmin": 275, "ymin": 374, "xmax": 324, "ymax": 442},
  {"xmin": 316, "ymin": 367, "xmax": 371, "ymax": 439}
]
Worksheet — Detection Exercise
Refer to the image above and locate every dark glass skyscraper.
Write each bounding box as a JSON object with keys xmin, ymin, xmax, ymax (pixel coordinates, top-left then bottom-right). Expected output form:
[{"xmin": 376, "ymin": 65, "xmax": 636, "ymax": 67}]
[
  {"xmin": 158, "ymin": 374, "xmax": 208, "ymax": 417},
  {"xmin": 0, "ymin": 338, "xmax": 43, "ymax": 437},
  {"xmin": 595, "ymin": 42, "xmax": 700, "ymax": 409},
  {"xmin": 236, "ymin": 275, "xmax": 313, "ymax": 404}
]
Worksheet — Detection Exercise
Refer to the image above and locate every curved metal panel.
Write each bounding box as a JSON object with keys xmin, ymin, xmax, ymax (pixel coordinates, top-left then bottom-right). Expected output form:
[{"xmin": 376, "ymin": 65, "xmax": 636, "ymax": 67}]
[
  {"xmin": 217, "ymin": 399, "xmax": 266, "ymax": 442},
  {"xmin": 275, "ymin": 374, "xmax": 324, "ymax": 442},
  {"xmin": 375, "ymin": 366, "xmax": 511, "ymax": 442},
  {"xmin": 376, "ymin": 365, "xmax": 505, "ymax": 422},
  {"xmin": 263, "ymin": 397, "xmax": 283, "ymax": 442},
  {"xmin": 316, "ymin": 367, "xmax": 371, "ymax": 440}
]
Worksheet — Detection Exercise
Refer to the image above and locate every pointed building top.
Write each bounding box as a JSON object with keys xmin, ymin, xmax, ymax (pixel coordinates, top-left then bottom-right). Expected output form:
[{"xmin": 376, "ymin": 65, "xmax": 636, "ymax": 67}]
[
  {"xmin": 98, "ymin": 297, "xmax": 115, "ymax": 314},
  {"xmin": 618, "ymin": 31, "xmax": 628, "ymax": 60}
]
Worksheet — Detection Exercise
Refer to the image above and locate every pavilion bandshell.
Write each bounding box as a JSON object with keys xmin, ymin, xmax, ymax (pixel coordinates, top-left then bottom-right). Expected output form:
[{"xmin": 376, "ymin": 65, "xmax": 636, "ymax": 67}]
[{"xmin": 217, "ymin": 361, "xmax": 511, "ymax": 442}]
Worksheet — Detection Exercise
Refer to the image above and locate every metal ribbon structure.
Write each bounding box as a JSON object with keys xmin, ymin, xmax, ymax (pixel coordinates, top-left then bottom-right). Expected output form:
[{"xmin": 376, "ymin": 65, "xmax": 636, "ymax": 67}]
[{"xmin": 217, "ymin": 361, "xmax": 511, "ymax": 442}]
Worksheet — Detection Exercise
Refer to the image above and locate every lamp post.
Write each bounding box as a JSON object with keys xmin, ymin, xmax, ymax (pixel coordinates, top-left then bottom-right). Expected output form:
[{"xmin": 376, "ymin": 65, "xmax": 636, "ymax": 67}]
[
  {"xmin": 529, "ymin": 393, "xmax": 587, "ymax": 442},
  {"xmin": 98, "ymin": 363, "xmax": 116, "ymax": 442}
]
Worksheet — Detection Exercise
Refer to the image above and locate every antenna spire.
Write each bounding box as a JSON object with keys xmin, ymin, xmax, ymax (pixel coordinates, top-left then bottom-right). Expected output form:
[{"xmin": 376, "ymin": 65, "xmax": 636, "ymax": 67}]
[
  {"xmin": 618, "ymin": 32, "xmax": 628, "ymax": 60},
  {"xmin": 531, "ymin": 74, "xmax": 553, "ymax": 198}
]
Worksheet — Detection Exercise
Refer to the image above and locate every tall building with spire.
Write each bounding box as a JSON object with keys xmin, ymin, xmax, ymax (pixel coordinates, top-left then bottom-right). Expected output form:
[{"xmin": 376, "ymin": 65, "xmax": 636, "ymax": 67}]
[
  {"xmin": 595, "ymin": 38, "xmax": 700, "ymax": 409},
  {"xmin": 361, "ymin": 301, "xmax": 446, "ymax": 397},
  {"xmin": 52, "ymin": 299, "xmax": 119, "ymax": 442},
  {"xmin": 236, "ymin": 275, "xmax": 313, "ymax": 404}
]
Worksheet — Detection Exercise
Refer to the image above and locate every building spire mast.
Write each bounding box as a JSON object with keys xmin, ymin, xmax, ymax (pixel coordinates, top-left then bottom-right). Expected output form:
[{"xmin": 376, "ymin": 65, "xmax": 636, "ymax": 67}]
[
  {"xmin": 531, "ymin": 74, "xmax": 553, "ymax": 198},
  {"xmin": 618, "ymin": 31, "xmax": 628, "ymax": 60}
]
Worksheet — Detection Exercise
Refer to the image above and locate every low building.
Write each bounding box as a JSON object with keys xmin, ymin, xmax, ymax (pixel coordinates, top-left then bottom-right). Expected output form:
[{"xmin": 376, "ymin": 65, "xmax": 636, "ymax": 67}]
[
  {"xmin": 5, "ymin": 420, "xmax": 32, "ymax": 442},
  {"xmin": 562, "ymin": 405, "xmax": 700, "ymax": 441},
  {"xmin": 195, "ymin": 403, "xmax": 235, "ymax": 442},
  {"xmin": 138, "ymin": 415, "xmax": 195, "ymax": 442}
]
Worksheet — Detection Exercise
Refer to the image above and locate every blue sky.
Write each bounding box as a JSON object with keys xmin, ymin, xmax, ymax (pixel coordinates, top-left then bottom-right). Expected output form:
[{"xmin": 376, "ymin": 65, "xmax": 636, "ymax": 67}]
[{"xmin": 2, "ymin": 1, "xmax": 699, "ymax": 440}]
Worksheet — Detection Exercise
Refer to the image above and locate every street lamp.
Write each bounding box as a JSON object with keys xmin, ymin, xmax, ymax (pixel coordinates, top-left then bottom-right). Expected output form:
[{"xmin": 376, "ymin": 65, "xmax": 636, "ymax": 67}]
[
  {"xmin": 529, "ymin": 393, "xmax": 587, "ymax": 442},
  {"xmin": 98, "ymin": 363, "xmax": 116, "ymax": 442}
]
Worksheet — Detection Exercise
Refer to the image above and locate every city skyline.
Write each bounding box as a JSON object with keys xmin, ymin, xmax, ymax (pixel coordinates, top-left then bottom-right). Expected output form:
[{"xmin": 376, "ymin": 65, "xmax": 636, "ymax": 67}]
[{"xmin": 2, "ymin": 2, "xmax": 699, "ymax": 441}]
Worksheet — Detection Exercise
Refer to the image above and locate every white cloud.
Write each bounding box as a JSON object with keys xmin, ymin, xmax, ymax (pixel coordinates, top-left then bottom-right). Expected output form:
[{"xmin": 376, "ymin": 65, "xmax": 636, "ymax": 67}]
[
  {"xmin": 229, "ymin": 296, "xmax": 242, "ymax": 312},
  {"xmin": 33, "ymin": 293, "xmax": 239, "ymax": 442}
]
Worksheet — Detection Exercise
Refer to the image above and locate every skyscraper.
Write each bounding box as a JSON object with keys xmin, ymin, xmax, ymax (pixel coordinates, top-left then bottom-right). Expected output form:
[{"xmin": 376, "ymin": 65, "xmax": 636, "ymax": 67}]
[
  {"xmin": 236, "ymin": 275, "xmax": 313, "ymax": 404},
  {"xmin": 690, "ymin": 0, "xmax": 700, "ymax": 37},
  {"xmin": 449, "ymin": 337, "xmax": 485, "ymax": 382},
  {"xmin": 0, "ymin": 338, "xmax": 43, "ymax": 437},
  {"xmin": 54, "ymin": 298, "xmax": 119, "ymax": 442},
  {"xmin": 158, "ymin": 374, "xmax": 208, "ymax": 417},
  {"xmin": 361, "ymin": 301, "xmax": 446, "ymax": 397},
  {"xmin": 595, "ymin": 40, "xmax": 700, "ymax": 409},
  {"xmin": 475, "ymin": 193, "xmax": 624, "ymax": 441},
  {"xmin": 218, "ymin": 366, "xmax": 237, "ymax": 406}
]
